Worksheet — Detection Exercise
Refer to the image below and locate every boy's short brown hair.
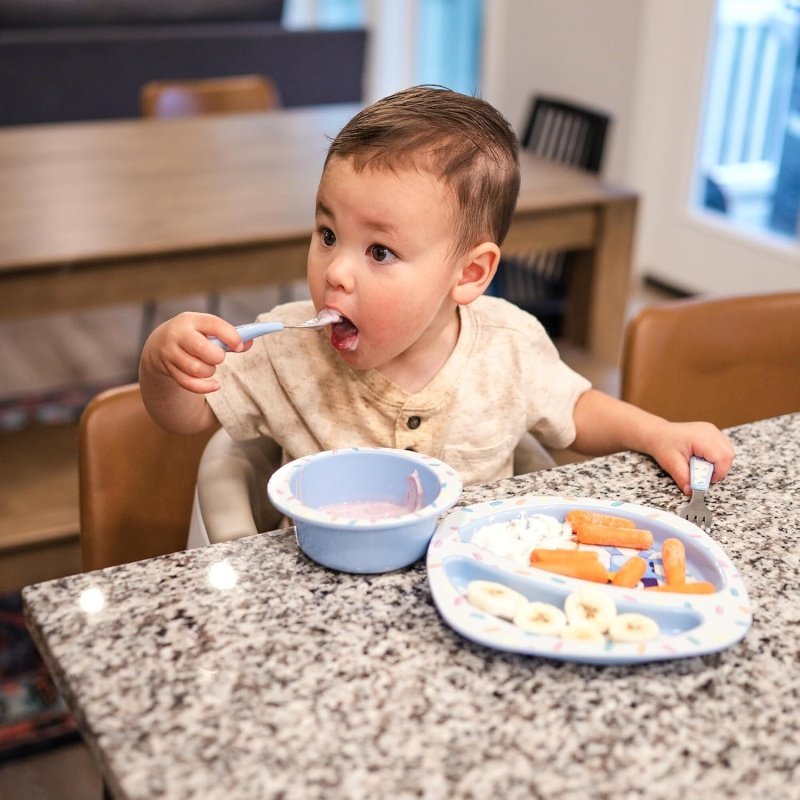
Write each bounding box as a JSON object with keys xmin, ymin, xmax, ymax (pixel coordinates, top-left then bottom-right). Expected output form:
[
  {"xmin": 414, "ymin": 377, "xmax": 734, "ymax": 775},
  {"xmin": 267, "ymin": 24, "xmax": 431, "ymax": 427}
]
[{"xmin": 325, "ymin": 85, "xmax": 520, "ymax": 257}]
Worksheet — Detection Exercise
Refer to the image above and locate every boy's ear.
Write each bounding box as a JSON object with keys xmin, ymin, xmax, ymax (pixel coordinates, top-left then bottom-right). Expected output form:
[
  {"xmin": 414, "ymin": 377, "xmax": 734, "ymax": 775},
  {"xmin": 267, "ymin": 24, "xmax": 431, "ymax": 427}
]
[{"xmin": 451, "ymin": 242, "xmax": 501, "ymax": 305}]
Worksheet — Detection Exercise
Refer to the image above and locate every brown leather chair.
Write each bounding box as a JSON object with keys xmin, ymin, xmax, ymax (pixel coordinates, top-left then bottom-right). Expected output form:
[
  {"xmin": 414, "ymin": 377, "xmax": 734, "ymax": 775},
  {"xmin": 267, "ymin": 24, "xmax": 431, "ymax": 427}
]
[
  {"xmin": 79, "ymin": 384, "xmax": 216, "ymax": 571},
  {"xmin": 139, "ymin": 74, "xmax": 281, "ymax": 118},
  {"xmin": 621, "ymin": 292, "xmax": 800, "ymax": 428}
]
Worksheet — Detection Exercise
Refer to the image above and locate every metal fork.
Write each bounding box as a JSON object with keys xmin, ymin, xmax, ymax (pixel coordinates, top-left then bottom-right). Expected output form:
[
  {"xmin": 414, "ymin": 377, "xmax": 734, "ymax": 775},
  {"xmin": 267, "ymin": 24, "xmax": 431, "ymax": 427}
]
[{"xmin": 678, "ymin": 456, "xmax": 714, "ymax": 529}]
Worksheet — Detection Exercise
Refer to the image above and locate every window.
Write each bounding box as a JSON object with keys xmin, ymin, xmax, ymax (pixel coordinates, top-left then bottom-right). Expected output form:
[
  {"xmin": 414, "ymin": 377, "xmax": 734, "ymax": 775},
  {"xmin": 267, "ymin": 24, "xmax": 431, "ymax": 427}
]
[
  {"xmin": 284, "ymin": 0, "xmax": 363, "ymax": 28},
  {"xmin": 695, "ymin": 0, "xmax": 800, "ymax": 241},
  {"xmin": 415, "ymin": 0, "xmax": 483, "ymax": 95},
  {"xmin": 284, "ymin": 0, "xmax": 483, "ymax": 97}
]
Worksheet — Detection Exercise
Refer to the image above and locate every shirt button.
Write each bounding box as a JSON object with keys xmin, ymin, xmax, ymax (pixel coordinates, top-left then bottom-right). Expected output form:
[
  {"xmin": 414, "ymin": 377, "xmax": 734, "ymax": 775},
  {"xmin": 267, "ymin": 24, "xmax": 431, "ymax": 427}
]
[{"xmin": 407, "ymin": 416, "xmax": 421, "ymax": 430}]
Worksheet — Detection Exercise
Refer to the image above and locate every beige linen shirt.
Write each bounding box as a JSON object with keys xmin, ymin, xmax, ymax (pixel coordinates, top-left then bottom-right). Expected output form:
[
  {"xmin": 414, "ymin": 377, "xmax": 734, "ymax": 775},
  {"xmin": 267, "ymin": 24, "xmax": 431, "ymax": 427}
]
[{"xmin": 206, "ymin": 296, "xmax": 590, "ymax": 486}]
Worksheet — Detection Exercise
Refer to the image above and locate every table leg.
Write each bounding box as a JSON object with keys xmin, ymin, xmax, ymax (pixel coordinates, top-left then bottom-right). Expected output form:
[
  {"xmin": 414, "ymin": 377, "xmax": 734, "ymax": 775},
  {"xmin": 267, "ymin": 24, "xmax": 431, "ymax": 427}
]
[{"xmin": 564, "ymin": 196, "xmax": 638, "ymax": 365}]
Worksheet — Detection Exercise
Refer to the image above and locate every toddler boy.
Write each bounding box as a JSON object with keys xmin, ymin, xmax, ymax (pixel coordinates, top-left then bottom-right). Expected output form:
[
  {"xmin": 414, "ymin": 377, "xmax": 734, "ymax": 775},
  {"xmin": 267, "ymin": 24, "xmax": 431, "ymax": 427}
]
[{"xmin": 140, "ymin": 86, "xmax": 734, "ymax": 495}]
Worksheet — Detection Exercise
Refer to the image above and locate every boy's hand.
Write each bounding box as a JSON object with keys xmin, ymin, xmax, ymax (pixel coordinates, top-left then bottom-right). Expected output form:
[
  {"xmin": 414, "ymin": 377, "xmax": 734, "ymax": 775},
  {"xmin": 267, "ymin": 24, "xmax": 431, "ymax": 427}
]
[
  {"xmin": 648, "ymin": 421, "xmax": 735, "ymax": 495},
  {"xmin": 571, "ymin": 392, "xmax": 735, "ymax": 496},
  {"xmin": 142, "ymin": 311, "xmax": 252, "ymax": 394}
]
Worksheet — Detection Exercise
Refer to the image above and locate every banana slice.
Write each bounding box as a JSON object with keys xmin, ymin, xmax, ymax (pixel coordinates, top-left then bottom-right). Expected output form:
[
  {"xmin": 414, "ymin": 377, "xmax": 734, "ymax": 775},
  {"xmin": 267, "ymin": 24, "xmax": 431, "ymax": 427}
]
[
  {"xmin": 608, "ymin": 612, "xmax": 660, "ymax": 643},
  {"xmin": 561, "ymin": 622, "xmax": 606, "ymax": 643},
  {"xmin": 564, "ymin": 586, "xmax": 617, "ymax": 634},
  {"xmin": 513, "ymin": 601, "xmax": 567, "ymax": 635},
  {"xmin": 466, "ymin": 580, "xmax": 527, "ymax": 620}
]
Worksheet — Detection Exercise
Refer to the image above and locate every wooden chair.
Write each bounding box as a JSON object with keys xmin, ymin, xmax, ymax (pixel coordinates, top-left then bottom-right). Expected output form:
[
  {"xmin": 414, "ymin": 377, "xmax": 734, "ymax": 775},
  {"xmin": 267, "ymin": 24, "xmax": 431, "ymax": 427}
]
[
  {"xmin": 521, "ymin": 95, "xmax": 610, "ymax": 172},
  {"xmin": 621, "ymin": 292, "xmax": 800, "ymax": 429},
  {"xmin": 492, "ymin": 95, "xmax": 611, "ymax": 336},
  {"xmin": 79, "ymin": 384, "xmax": 215, "ymax": 571},
  {"xmin": 139, "ymin": 74, "xmax": 281, "ymax": 118}
]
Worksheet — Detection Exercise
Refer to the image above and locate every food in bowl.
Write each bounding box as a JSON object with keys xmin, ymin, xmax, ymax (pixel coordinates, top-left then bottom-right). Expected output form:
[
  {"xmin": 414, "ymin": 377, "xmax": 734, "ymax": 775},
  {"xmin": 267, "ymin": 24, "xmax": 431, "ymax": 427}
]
[
  {"xmin": 317, "ymin": 469, "xmax": 423, "ymax": 518},
  {"xmin": 267, "ymin": 447, "xmax": 461, "ymax": 574}
]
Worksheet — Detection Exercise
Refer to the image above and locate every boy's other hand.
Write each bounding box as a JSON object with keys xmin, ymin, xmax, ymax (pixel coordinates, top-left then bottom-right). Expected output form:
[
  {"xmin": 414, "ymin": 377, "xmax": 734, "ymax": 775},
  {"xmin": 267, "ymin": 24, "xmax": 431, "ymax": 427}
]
[
  {"xmin": 650, "ymin": 421, "xmax": 735, "ymax": 495},
  {"xmin": 141, "ymin": 312, "xmax": 252, "ymax": 394}
]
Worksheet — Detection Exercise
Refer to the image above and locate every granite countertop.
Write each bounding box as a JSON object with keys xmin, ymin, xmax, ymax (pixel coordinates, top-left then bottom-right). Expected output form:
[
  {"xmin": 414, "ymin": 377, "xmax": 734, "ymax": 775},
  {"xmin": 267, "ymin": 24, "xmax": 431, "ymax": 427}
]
[{"xmin": 23, "ymin": 413, "xmax": 800, "ymax": 800}]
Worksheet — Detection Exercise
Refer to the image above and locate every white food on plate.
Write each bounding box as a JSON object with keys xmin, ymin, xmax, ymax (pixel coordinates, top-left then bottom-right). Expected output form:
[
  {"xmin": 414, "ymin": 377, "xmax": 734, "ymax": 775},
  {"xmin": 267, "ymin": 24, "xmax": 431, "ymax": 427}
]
[
  {"xmin": 564, "ymin": 586, "xmax": 617, "ymax": 634},
  {"xmin": 608, "ymin": 612, "xmax": 660, "ymax": 643},
  {"xmin": 513, "ymin": 601, "xmax": 567, "ymax": 635},
  {"xmin": 466, "ymin": 579, "xmax": 527, "ymax": 620},
  {"xmin": 471, "ymin": 513, "xmax": 574, "ymax": 565},
  {"xmin": 561, "ymin": 622, "xmax": 606, "ymax": 643}
]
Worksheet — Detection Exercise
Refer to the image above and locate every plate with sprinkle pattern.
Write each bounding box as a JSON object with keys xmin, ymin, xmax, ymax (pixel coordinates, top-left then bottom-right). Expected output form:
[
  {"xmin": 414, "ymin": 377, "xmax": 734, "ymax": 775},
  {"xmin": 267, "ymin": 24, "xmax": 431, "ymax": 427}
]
[{"xmin": 426, "ymin": 495, "xmax": 752, "ymax": 665}]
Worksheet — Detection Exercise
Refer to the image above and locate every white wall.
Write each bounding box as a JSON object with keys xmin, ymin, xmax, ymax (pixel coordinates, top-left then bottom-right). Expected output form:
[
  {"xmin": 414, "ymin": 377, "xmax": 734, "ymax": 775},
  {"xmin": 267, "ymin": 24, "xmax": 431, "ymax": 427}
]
[
  {"xmin": 482, "ymin": 0, "xmax": 644, "ymax": 185},
  {"xmin": 482, "ymin": 0, "xmax": 800, "ymax": 295}
]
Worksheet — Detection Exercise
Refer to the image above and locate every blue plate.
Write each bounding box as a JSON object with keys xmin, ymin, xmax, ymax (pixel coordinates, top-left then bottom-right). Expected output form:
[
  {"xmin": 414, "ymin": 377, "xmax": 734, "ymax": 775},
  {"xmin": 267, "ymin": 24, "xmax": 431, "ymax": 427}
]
[{"xmin": 426, "ymin": 495, "xmax": 752, "ymax": 665}]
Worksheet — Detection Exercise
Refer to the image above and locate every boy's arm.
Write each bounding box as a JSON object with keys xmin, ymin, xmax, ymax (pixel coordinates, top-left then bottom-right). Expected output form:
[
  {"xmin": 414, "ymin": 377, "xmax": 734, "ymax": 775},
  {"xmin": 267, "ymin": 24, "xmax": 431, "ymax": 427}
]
[
  {"xmin": 139, "ymin": 311, "xmax": 250, "ymax": 435},
  {"xmin": 570, "ymin": 389, "xmax": 735, "ymax": 494},
  {"xmin": 139, "ymin": 364, "xmax": 217, "ymax": 435}
]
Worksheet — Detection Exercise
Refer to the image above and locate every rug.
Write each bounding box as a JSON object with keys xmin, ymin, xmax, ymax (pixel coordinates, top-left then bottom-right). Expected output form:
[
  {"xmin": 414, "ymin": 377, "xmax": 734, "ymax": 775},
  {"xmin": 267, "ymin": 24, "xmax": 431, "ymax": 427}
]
[
  {"xmin": 0, "ymin": 592, "xmax": 80, "ymax": 762},
  {"xmin": 0, "ymin": 380, "xmax": 124, "ymax": 432}
]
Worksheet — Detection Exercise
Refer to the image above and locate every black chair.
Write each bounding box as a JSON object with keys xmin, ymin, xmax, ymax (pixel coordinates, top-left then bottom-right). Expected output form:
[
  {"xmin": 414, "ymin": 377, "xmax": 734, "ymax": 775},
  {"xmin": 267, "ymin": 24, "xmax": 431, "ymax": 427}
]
[{"xmin": 492, "ymin": 95, "xmax": 611, "ymax": 336}]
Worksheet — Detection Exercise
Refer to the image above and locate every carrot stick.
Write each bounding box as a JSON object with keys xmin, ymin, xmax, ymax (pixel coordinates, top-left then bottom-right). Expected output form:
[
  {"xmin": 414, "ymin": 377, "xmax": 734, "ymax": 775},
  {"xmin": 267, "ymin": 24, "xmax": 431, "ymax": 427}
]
[
  {"xmin": 574, "ymin": 523, "xmax": 653, "ymax": 550},
  {"xmin": 566, "ymin": 510, "xmax": 636, "ymax": 531},
  {"xmin": 532, "ymin": 559, "xmax": 610, "ymax": 584},
  {"xmin": 661, "ymin": 537, "xmax": 686, "ymax": 585},
  {"xmin": 611, "ymin": 556, "xmax": 648, "ymax": 588},
  {"xmin": 530, "ymin": 548, "xmax": 600, "ymax": 565},
  {"xmin": 645, "ymin": 581, "xmax": 716, "ymax": 595}
]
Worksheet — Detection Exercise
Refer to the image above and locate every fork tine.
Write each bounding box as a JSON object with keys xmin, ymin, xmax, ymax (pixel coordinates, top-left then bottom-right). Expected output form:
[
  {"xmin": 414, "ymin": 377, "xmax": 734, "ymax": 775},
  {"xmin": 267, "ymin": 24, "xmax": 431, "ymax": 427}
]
[{"xmin": 677, "ymin": 457, "xmax": 714, "ymax": 529}]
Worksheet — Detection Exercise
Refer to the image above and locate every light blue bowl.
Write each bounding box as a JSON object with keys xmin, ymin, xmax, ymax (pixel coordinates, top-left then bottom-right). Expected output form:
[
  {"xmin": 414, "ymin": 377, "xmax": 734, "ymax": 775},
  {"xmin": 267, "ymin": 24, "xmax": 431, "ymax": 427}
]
[{"xmin": 267, "ymin": 447, "xmax": 462, "ymax": 573}]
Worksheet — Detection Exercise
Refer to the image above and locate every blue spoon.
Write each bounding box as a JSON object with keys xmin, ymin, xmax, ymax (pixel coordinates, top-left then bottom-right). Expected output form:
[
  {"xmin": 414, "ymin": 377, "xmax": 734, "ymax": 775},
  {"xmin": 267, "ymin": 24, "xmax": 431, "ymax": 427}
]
[{"xmin": 209, "ymin": 309, "xmax": 341, "ymax": 350}]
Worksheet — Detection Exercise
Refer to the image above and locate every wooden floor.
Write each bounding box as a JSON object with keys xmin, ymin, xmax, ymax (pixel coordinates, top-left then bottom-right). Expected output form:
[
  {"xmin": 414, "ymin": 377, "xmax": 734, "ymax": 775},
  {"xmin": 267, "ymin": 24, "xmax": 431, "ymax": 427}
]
[
  {"xmin": 0, "ymin": 278, "xmax": 677, "ymax": 798},
  {"xmin": 0, "ymin": 742, "xmax": 104, "ymax": 799}
]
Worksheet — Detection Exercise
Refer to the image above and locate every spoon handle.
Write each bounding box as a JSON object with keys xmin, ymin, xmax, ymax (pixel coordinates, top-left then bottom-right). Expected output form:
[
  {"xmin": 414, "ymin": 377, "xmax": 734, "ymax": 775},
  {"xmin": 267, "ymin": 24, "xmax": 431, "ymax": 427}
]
[{"xmin": 208, "ymin": 322, "xmax": 285, "ymax": 350}]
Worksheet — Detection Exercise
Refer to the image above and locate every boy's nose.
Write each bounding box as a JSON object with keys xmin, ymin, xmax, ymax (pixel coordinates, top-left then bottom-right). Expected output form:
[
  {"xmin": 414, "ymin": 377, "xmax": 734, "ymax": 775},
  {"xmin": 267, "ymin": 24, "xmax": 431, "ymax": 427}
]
[{"xmin": 324, "ymin": 254, "xmax": 356, "ymax": 293}]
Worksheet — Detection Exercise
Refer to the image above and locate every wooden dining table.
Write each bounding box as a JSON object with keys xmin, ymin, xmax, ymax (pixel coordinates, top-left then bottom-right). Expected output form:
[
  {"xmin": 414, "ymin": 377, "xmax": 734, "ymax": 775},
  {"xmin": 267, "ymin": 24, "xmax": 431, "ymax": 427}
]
[
  {"xmin": 22, "ymin": 412, "xmax": 800, "ymax": 799},
  {"xmin": 0, "ymin": 104, "xmax": 637, "ymax": 363}
]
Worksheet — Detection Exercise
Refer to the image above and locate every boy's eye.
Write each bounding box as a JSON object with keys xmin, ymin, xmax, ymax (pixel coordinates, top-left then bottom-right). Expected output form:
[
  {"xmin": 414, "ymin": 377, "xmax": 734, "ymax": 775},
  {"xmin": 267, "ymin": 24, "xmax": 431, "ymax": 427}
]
[
  {"xmin": 320, "ymin": 227, "xmax": 336, "ymax": 247},
  {"xmin": 369, "ymin": 244, "xmax": 397, "ymax": 263}
]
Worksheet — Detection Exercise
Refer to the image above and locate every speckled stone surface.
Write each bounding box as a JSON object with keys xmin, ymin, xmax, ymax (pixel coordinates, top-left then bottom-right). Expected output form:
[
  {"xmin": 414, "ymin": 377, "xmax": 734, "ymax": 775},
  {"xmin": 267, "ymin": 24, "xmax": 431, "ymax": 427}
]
[{"xmin": 23, "ymin": 414, "xmax": 800, "ymax": 800}]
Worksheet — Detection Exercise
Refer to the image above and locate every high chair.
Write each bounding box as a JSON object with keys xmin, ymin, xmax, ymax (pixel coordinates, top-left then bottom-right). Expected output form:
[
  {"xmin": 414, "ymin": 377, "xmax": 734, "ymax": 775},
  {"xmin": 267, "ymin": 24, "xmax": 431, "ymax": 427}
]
[
  {"xmin": 621, "ymin": 291, "xmax": 800, "ymax": 428},
  {"xmin": 79, "ymin": 387, "xmax": 562, "ymax": 570},
  {"xmin": 79, "ymin": 384, "xmax": 283, "ymax": 570}
]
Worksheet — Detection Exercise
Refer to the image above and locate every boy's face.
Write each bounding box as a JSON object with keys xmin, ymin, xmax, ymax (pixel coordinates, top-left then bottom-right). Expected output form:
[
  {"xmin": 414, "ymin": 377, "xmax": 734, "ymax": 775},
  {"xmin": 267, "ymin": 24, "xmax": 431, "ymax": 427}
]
[{"xmin": 308, "ymin": 155, "xmax": 465, "ymax": 374}]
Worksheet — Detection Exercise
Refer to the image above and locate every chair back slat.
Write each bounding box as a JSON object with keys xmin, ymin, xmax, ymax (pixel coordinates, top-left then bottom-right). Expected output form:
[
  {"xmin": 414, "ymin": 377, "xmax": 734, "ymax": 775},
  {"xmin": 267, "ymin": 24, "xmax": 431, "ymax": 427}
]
[
  {"xmin": 522, "ymin": 95, "xmax": 611, "ymax": 173},
  {"xmin": 79, "ymin": 384, "xmax": 215, "ymax": 571}
]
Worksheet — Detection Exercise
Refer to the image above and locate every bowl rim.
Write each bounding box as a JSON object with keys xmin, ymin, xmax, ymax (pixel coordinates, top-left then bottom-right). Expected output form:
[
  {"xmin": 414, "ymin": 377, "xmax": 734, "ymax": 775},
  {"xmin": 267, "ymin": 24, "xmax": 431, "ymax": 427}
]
[{"xmin": 267, "ymin": 446, "xmax": 462, "ymax": 529}]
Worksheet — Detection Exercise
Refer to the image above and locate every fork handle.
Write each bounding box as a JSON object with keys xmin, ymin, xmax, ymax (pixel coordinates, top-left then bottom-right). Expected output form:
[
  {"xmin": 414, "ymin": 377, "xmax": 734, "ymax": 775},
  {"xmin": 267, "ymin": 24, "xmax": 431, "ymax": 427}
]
[{"xmin": 690, "ymin": 456, "xmax": 713, "ymax": 492}]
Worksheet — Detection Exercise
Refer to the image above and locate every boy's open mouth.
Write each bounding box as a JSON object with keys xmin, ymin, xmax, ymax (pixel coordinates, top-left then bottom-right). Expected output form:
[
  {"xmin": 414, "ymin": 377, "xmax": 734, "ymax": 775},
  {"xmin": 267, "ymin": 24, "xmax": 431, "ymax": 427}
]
[{"xmin": 330, "ymin": 314, "xmax": 359, "ymax": 351}]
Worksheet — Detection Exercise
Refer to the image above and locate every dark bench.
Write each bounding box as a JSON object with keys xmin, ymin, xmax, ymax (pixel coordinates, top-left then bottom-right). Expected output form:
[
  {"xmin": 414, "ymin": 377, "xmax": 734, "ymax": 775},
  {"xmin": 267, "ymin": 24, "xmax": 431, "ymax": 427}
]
[{"xmin": 0, "ymin": 0, "xmax": 367, "ymax": 125}]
